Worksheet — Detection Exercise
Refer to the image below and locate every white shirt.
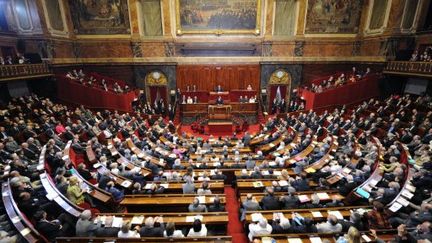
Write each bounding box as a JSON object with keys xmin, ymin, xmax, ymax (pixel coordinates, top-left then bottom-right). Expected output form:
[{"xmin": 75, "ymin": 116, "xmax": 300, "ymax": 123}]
[
  {"xmin": 248, "ymin": 223, "xmax": 272, "ymax": 241},
  {"xmin": 187, "ymin": 224, "xmax": 207, "ymax": 237},
  {"xmin": 118, "ymin": 230, "xmax": 140, "ymax": 238}
]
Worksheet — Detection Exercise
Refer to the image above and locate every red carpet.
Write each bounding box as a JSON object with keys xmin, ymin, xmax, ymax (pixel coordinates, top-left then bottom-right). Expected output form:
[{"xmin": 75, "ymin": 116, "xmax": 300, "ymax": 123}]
[{"xmin": 224, "ymin": 186, "xmax": 248, "ymax": 243}]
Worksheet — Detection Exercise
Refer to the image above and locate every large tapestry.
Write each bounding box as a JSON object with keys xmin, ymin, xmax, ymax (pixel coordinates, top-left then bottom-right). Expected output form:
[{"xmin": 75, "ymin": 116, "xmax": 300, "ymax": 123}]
[
  {"xmin": 305, "ymin": 0, "xmax": 362, "ymax": 34},
  {"xmin": 68, "ymin": 0, "xmax": 130, "ymax": 35},
  {"xmin": 176, "ymin": 0, "xmax": 261, "ymax": 34}
]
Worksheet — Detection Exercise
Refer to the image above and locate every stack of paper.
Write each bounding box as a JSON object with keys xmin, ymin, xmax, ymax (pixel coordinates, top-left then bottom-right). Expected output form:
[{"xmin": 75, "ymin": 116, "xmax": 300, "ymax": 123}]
[
  {"xmin": 160, "ymin": 184, "xmax": 169, "ymax": 189},
  {"xmin": 397, "ymin": 197, "xmax": 410, "ymax": 207},
  {"xmin": 144, "ymin": 183, "xmax": 154, "ymax": 189},
  {"xmin": 389, "ymin": 202, "xmax": 403, "ymax": 212},
  {"xmin": 328, "ymin": 210, "xmax": 344, "ymax": 220},
  {"xmin": 311, "ymin": 211, "xmax": 323, "ymax": 218},
  {"xmin": 361, "ymin": 234, "xmax": 372, "ymax": 242},
  {"xmin": 309, "ymin": 237, "xmax": 322, "ymax": 243},
  {"xmin": 197, "ymin": 196, "xmax": 206, "ymax": 204},
  {"xmin": 121, "ymin": 180, "xmax": 132, "ymax": 188},
  {"xmin": 298, "ymin": 195, "xmax": 310, "ymax": 203},
  {"xmin": 111, "ymin": 216, "xmax": 123, "ymax": 228},
  {"xmin": 278, "ymin": 180, "xmax": 289, "ymax": 187},
  {"xmin": 287, "ymin": 238, "xmax": 303, "ymax": 243},
  {"xmin": 401, "ymin": 189, "xmax": 414, "ymax": 199},
  {"xmin": 131, "ymin": 216, "xmax": 144, "ymax": 225},
  {"xmin": 317, "ymin": 192, "xmax": 330, "ymax": 200},
  {"xmin": 251, "ymin": 213, "xmax": 264, "ymax": 222},
  {"xmin": 406, "ymin": 184, "xmax": 416, "ymax": 193}
]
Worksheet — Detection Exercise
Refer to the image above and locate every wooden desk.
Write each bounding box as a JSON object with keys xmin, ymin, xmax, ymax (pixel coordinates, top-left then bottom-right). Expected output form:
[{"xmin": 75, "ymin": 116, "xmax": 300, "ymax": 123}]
[
  {"xmin": 57, "ymin": 236, "xmax": 233, "ymax": 243},
  {"xmin": 107, "ymin": 139, "xmax": 152, "ymax": 177},
  {"xmin": 125, "ymin": 138, "xmax": 165, "ymax": 168},
  {"xmin": 239, "ymin": 191, "xmax": 344, "ymax": 205},
  {"xmin": 95, "ymin": 212, "xmax": 228, "ymax": 227},
  {"xmin": 208, "ymin": 105, "xmax": 232, "ymax": 120},
  {"xmin": 236, "ymin": 179, "xmax": 318, "ymax": 193},
  {"xmin": 70, "ymin": 168, "xmax": 113, "ymax": 203},
  {"xmin": 245, "ymin": 206, "xmax": 371, "ymax": 223},
  {"xmin": 121, "ymin": 194, "xmax": 226, "ymax": 212},
  {"xmin": 142, "ymin": 180, "xmax": 225, "ymax": 194}
]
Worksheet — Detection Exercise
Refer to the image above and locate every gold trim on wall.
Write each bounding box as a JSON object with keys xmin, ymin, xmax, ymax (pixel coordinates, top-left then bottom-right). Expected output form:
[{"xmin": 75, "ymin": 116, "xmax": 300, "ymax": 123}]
[
  {"xmin": 175, "ymin": 0, "xmax": 262, "ymax": 36},
  {"xmin": 145, "ymin": 70, "xmax": 168, "ymax": 86},
  {"xmin": 269, "ymin": 69, "xmax": 291, "ymax": 85}
]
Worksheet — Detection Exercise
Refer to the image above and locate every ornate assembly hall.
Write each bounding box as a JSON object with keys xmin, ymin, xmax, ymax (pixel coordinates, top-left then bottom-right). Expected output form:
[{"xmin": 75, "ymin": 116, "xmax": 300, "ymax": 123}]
[{"xmin": 0, "ymin": 0, "xmax": 431, "ymax": 242}]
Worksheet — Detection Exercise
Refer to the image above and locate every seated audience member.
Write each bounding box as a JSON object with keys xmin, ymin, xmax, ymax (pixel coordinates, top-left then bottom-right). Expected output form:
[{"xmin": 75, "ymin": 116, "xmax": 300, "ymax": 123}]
[
  {"xmin": 66, "ymin": 176, "xmax": 90, "ymax": 207},
  {"xmin": 241, "ymin": 193, "xmax": 261, "ymax": 221},
  {"xmin": 106, "ymin": 181, "xmax": 124, "ymax": 202},
  {"xmin": 187, "ymin": 219, "xmax": 207, "ymax": 237},
  {"xmin": 164, "ymin": 222, "xmax": 184, "ymax": 237},
  {"xmin": 182, "ymin": 177, "xmax": 195, "ymax": 194},
  {"xmin": 336, "ymin": 226, "xmax": 361, "ymax": 243},
  {"xmin": 34, "ymin": 210, "xmax": 74, "ymax": 242},
  {"xmin": 187, "ymin": 96, "xmax": 193, "ymax": 104},
  {"xmin": 118, "ymin": 221, "xmax": 140, "ymax": 238},
  {"xmin": 316, "ymin": 214, "xmax": 343, "ymax": 233},
  {"xmin": 208, "ymin": 196, "xmax": 225, "ymax": 212},
  {"xmin": 260, "ymin": 187, "xmax": 280, "ymax": 210},
  {"xmin": 139, "ymin": 217, "xmax": 164, "ymax": 237},
  {"xmin": 271, "ymin": 213, "xmax": 291, "ymax": 234},
  {"xmin": 76, "ymin": 210, "xmax": 100, "ymax": 237},
  {"xmin": 188, "ymin": 197, "xmax": 208, "ymax": 212},
  {"xmin": 367, "ymin": 201, "xmax": 391, "ymax": 229},
  {"xmin": 248, "ymin": 218, "xmax": 272, "ymax": 241},
  {"xmin": 247, "ymin": 84, "xmax": 253, "ymax": 91},
  {"xmin": 197, "ymin": 181, "xmax": 212, "ymax": 195}
]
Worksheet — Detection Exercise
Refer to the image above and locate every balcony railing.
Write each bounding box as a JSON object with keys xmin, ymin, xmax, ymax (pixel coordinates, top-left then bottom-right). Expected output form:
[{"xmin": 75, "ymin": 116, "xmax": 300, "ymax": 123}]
[
  {"xmin": 384, "ymin": 61, "xmax": 432, "ymax": 76},
  {"xmin": 0, "ymin": 63, "xmax": 52, "ymax": 81}
]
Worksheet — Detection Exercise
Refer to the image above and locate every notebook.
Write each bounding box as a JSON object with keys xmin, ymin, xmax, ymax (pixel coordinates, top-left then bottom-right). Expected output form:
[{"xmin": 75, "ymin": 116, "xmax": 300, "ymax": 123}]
[{"xmin": 356, "ymin": 187, "xmax": 370, "ymax": 198}]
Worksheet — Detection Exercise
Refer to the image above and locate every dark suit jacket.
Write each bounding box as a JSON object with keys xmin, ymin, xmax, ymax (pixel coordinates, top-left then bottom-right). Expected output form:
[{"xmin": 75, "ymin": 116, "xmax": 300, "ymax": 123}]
[
  {"xmin": 36, "ymin": 221, "xmax": 63, "ymax": 241},
  {"xmin": 260, "ymin": 195, "xmax": 280, "ymax": 210}
]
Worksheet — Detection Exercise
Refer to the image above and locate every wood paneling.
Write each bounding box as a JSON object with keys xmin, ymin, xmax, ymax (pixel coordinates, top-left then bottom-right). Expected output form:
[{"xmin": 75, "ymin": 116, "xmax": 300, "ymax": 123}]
[{"xmin": 176, "ymin": 65, "xmax": 260, "ymax": 91}]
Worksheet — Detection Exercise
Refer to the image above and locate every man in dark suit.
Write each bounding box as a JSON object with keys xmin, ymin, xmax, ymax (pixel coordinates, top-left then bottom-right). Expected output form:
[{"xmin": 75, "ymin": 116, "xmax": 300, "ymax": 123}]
[
  {"xmin": 338, "ymin": 175, "xmax": 358, "ymax": 196},
  {"xmin": 242, "ymin": 132, "xmax": 252, "ymax": 146},
  {"xmin": 216, "ymin": 96, "xmax": 224, "ymax": 105},
  {"xmin": 34, "ymin": 210, "xmax": 74, "ymax": 242},
  {"xmin": 215, "ymin": 85, "xmax": 223, "ymax": 92},
  {"xmin": 139, "ymin": 217, "xmax": 165, "ymax": 237},
  {"xmin": 260, "ymin": 187, "xmax": 280, "ymax": 210},
  {"xmin": 208, "ymin": 196, "xmax": 225, "ymax": 212}
]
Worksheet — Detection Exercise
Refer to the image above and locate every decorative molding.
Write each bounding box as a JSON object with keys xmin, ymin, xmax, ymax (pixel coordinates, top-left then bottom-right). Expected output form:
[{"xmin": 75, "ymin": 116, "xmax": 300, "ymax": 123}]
[
  {"xmin": 165, "ymin": 42, "xmax": 175, "ymax": 57},
  {"xmin": 294, "ymin": 41, "xmax": 304, "ymax": 57},
  {"xmin": 269, "ymin": 69, "xmax": 291, "ymax": 85},
  {"xmin": 72, "ymin": 42, "xmax": 81, "ymax": 58},
  {"xmin": 364, "ymin": 0, "xmax": 393, "ymax": 36},
  {"xmin": 262, "ymin": 42, "xmax": 272, "ymax": 57},
  {"xmin": 352, "ymin": 41, "xmax": 361, "ymax": 56},
  {"xmin": 400, "ymin": 0, "xmax": 422, "ymax": 34},
  {"xmin": 49, "ymin": 55, "xmax": 388, "ymax": 65},
  {"xmin": 379, "ymin": 38, "xmax": 398, "ymax": 58},
  {"xmin": 131, "ymin": 42, "xmax": 143, "ymax": 58},
  {"xmin": 41, "ymin": 0, "xmax": 69, "ymax": 37},
  {"xmin": 145, "ymin": 70, "xmax": 168, "ymax": 86}
]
